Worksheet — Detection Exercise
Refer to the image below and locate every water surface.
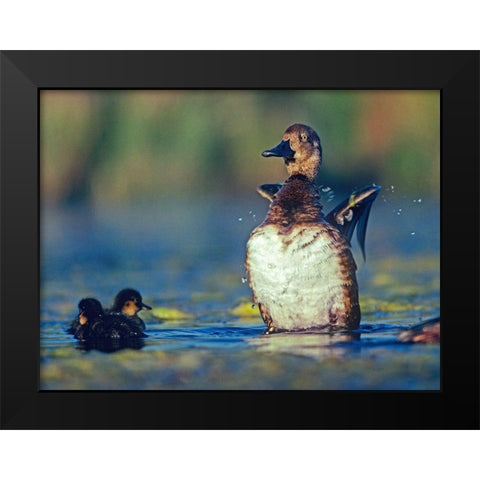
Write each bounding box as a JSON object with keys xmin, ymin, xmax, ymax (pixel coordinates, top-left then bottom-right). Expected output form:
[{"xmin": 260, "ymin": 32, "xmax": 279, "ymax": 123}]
[{"xmin": 40, "ymin": 194, "xmax": 440, "ymax": 389}]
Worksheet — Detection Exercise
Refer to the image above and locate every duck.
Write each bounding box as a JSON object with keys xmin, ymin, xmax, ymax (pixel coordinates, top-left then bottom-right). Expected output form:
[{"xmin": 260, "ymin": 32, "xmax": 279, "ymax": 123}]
[
  {"xmin": 106, "ymin": 288, "xmax": 151, "ymax": 332},
  {"xmin": 397, "ymin": 317, "xmax": 440, "ymax": 343},
  {"xmin": 68, "ymin": 298, "xmax": 147, "ymax": 341},
  {"xmin": 245, "ymin": 123, "xmax": 380, "ymax": 333}
]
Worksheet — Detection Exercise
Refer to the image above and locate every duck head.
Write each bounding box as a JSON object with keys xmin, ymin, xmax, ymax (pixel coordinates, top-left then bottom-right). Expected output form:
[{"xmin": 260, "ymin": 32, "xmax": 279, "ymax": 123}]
[
  {"xmin": 112, "ymin": 288, "xmax": 152, "ymax": 316},
  {"xmin": 262, "ymin": 123, "xmax": 322, "ymax": 180},
  {"xmin": 78, "ymin": 298, "xmax": 104, "ymax": 325}
]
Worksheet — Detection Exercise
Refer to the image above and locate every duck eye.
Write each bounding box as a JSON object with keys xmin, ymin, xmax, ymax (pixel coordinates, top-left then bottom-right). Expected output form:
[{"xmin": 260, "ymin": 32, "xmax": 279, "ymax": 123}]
[{"xmin": 300, "ymin": 133, "xmax": 308, "ymax": 141}]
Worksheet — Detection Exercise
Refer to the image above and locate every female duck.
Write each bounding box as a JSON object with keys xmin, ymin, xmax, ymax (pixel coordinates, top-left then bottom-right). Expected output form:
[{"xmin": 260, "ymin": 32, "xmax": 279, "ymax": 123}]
[
  {"xmin": 107, "ymin": 288, "xmax": 151, "ymax": 332},
  {"xmin": 246, "ymin": 123, "xmax": 379, "ymax": 333},
  {"xmin": 69, "ymin": 298, "xmax": 147, "ymax": 341}
]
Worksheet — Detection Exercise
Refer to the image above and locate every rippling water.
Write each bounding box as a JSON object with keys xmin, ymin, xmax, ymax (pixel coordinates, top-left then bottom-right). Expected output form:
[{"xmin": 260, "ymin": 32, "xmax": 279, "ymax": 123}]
[{"xmin": 40, "ymin": 193, "xmax": 440, "ymax": 389}]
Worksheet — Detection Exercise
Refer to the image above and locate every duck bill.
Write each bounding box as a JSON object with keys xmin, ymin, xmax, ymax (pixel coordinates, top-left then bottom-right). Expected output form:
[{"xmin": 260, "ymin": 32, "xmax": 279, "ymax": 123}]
[
  {"xmin": 141, "ymin": 303, "xmax": 152, "ymax": 311},
  {"xmin": 262, "ymin": 140, "xmax": 294, "ymax": 158}
]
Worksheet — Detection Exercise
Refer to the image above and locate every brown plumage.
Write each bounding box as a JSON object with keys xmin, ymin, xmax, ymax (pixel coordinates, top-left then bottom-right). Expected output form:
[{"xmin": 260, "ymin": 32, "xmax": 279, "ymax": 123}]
[
  {"xmin": 246, "ymin": 123, "xmax": 375, "ymax": 333},
  {"xmin": 262, "ymin": 175, "xmax": 323, "ymax": 231}
]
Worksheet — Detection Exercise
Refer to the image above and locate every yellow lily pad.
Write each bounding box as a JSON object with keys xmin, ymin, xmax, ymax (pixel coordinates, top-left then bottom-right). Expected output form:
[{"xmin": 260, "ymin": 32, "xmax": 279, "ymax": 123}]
[
  {"xmin": 150, "ymin": 307, "xmax": 194, "ymax": 320},
  {"xmin": 229, "ymin": 302, "xmax": 260, "ymax": 317},
  {"xmin": 360, "ymin": 296, "xmax": 422, "ymax": 314}
]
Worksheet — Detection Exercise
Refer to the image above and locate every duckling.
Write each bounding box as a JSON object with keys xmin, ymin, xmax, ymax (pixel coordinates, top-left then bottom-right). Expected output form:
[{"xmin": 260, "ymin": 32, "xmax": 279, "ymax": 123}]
[
  {"xmin": 257, "ymin": 183, "xmax": 380, "ymax": 260},
  {"xmin": 246, "ymin": 123, "xmax": 380, "ymax": 333},
  {"xmin": 106, "ymin": 288, "xmax": 151, "ymax": 332},
  {"xmin": 69, "ymin": 298, "xmax": 147, "ymax": 341},
  {"xmin": 67, "ymin": 298, "xmax": 104, "ymax": 341}
]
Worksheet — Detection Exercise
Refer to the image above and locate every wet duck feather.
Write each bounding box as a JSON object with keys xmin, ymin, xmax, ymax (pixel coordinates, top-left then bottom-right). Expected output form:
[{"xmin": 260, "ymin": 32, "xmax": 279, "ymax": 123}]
[{"xmin": 246, "ymin": 123, "xmax": 379, "ymax": 333}]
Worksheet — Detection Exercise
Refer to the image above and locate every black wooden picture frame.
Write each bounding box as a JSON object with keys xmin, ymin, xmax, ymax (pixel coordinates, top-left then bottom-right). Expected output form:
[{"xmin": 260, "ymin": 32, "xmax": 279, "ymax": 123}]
[{"xmin": 1, "ymin": 51, "xmax": 478, "ymax": 429}]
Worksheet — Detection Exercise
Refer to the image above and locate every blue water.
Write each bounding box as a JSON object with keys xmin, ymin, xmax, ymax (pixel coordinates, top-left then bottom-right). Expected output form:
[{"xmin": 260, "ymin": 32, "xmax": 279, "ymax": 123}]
[{"xmin": 40, "ymin": 194, "xmax": 440, "ymax": 390}]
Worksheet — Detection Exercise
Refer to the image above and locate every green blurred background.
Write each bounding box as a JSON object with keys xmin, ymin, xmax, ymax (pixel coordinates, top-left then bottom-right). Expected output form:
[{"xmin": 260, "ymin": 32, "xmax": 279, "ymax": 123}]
[{"xmin": 40, "ymin": 90, "xmax": 439, "ymax": 205}]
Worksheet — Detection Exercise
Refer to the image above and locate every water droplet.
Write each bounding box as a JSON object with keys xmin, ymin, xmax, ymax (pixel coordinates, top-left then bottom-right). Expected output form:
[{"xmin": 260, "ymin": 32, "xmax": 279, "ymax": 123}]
[
  {"xmin": 321, "ymin": 186, "xmax": 331, "ymax": 192},
  {"xmin": 410, "ymin": 232, "xmax": 416, "ymax": 236},
  {"xmin": 238, "ymin": 217, "xmax": 243, "ymax": 222},
  {"xmin": 248, "ymin": 210, "xmax": 252, "ymax": 214},
  {"xmin": 390, "ymin": 185, "xmax": 395, "ymax": 192},
  {"xmin": 241, "ymin": 277, "xmax": 247, "ymax": 284},
  {"xmin": 417, "ymin": 198, "xmax": 422, "ymax": 203}
]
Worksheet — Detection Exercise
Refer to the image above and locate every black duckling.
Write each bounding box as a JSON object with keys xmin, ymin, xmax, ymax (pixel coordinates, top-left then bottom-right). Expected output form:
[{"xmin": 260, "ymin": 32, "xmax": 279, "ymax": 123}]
[
  {"xmin": 106, "ymin": 288, "xmax": 151, "ymax": 332},
  {"xmin": 246, "ymin": 123, "xmax": 380, "ymax": 333},
  {"xmin": 67, "ymin": 298, "xmax": 104, "ymax": 340},
  {"xmin": 69, "ymin": 298, "xmax": 147, "ymax": 341}
]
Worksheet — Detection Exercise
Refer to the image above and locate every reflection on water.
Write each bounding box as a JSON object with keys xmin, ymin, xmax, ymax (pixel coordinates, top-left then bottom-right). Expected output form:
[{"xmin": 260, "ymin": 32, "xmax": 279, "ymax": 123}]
[
  {"xmin": 40, "ymin": 195, "xmax": 440, "ymax": 390},
  {"xmin": 247, "ymin": 331, "xmax": 361, "ymax": 360},
  {"xmin": 76, "ymin": 338, "xmax": 146, "ymax": 353}
]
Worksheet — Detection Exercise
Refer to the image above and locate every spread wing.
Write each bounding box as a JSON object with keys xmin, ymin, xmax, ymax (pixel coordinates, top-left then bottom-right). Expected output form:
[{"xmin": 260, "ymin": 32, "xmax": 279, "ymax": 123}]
[{"xmin": 325, "ymin": 185, "xmax": 381, "ymax": 260}]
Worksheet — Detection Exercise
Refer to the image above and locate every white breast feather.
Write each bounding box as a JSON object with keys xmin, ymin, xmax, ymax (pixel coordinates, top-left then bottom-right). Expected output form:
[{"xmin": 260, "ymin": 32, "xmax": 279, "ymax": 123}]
[{"xmin": 247, "ymin": 224, "xmax": 352, "ymax": 330}]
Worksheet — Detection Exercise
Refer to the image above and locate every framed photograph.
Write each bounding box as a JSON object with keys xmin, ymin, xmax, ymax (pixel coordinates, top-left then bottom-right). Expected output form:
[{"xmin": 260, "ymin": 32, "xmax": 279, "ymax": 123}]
[{"xmin": 1, "ymin": 51, "xmax": 478, "ymax": 429}]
